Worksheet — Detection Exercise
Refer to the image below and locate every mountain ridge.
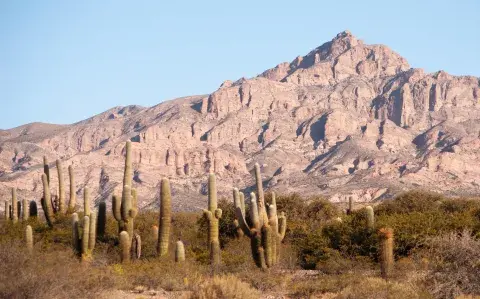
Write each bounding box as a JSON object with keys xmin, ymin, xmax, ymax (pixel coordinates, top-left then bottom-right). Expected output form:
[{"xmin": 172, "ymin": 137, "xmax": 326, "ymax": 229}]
[{"xmin": 1, "ymin": 31, "xmax": 479, "ymax": 211}]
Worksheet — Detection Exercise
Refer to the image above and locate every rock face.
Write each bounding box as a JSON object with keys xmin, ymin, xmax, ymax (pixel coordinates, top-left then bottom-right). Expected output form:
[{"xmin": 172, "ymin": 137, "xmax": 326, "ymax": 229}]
[{"xmin": 1, "ymin": 31, "xmax": 479, "ymax": 211}]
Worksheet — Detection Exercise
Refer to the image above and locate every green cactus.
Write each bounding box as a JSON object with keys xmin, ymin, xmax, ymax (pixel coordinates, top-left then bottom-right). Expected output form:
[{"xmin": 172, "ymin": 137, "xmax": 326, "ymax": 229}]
[
  {"xmin": 72, "ymin": 213, "xmax": 81, "ymax": 253},
  {"xmin": 71, "ymin": 212, "xmax": 96, "ymax": 261},
  {"xmin": 68, "ymin": 165, "xmax": 76, "ymax": 212},
  {"xmin": 4, "ymin": 201, "xmax": 9, "ymax": 220},
  {"xmin": 366, "ymin": 206, "xmax": 375, "ymax": 229},
  {"xmin": 233, "ymin": 188, "xmax": 244, "ymax": 238},
  {"xmin": 41, "ymin": 173, "xmax": 54, "ymax": 227},
  {"xmin": 97, "ymin": 201, "xmax": 107, "ymax": 239},
  {"xmin": 234, "ymin": 167, "xmax": 287, "ymax": 269},
  {"xmin": 203, "ymin": 173, "xmax": 222, "ymax": 266},
  {"xmin": 347, "ymin": 196, "xmax": 353, "ymax": 215},
  {"xmin": 121, "ymin": 184, "xmax": 137, "ymax": 240},
  {"xmin": 88, "ymin": 211, "xmax": 96, "ymax": 251},
  {"xmin": 157, "ymin": 178, "xmax": 171, "ymax": 257},
  {"xmin": 175, "ymin": 240, "xmax": 185, "ymax": 262},
  {"xmin": 112, "ymin": 194, "xmax": 124, "ymax": 233},
  {"xmin": 43, "ymin": 156, "xmax": 50, "ymax": 184},
  {"xmin": 25, "ymin": 225, "xmax": 33, "ymax": 254},
  {"xmin": 56, "ymin": 160, "xmax": 66, "ymax": 214},
  {"xmin": 119, "ymin": 231, "xmax": 131, "ymax": 263},
  {"xmin": 22, "ymin": 197, "xmax": 29, "ymax": 221},
  {"xmin": 132, "ymin": 233, "xmax": 142, "ymax": 260},
  {"xmin": 29, "ymin": 201, "xmax": 38, "ymax": 218},
  {"xmin": 379, "ymin": 227, "xmax": 394, "ymax": 280},
  {"xmin": 81, "ymin": 215, "xmax": 90, "ymax": 258},
  {"xmin": 123, "ymin": 141, "xmax": 132, "ymax": 189},
  {"xmin": 83, "ymin": 187, "xmax": 90, "ymax": 217},
  {"xmin": 254, "ymin": 163, "xmax": 268, "ymax": 226},
  {"xmin": 11, "ymin": 188, "xmax": 18, "ymax": 223}
]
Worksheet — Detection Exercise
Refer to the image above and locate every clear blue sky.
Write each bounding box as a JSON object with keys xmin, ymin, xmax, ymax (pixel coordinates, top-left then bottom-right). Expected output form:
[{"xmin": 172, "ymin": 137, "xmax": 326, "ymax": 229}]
[{"xmin": 1, "ymin": 0, "xmax": 479, "ymax": 129}]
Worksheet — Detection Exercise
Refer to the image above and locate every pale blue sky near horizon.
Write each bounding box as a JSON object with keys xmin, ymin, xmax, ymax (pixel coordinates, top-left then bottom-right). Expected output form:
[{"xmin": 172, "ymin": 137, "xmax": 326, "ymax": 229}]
[{"xmin": 0, "ymin": 0, "xmax": 479, "ymax": 129}]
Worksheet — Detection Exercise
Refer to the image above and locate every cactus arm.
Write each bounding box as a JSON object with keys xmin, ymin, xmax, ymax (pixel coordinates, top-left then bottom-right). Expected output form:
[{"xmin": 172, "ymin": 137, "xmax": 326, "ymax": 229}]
[
  {"xmin": 43, "ymin": 156, "xmax": 50, "ymax": 184},
  {"xmin": 235, "ymin": 206, "xmax": 252, "ymax": 237},
  {"xmin": 254, "ymin": 163, "xmax": 267, "ymax": 227},
  {"xmin": 83, "ymin": 187, "xmax": 90, "ymax": 217},
  {"xmin": 81, "ymin": 216, "xmax": 90, "ymax": 257},
  {"xmin": 132, "ymin": 233, "xmax": 142, "ymax": 260},
  {"xmin": 123, "ymin": 141, "xmax": 132, "ymax": 188},
  {"xmin": 214, "ymin": 208, "xmax": 222, "ymax": 219},
  {"xmin": 208, "ymin": 173, "xmax": 217, "ymax": 212},
  {"xmin": 239, "ymin": 192, "xmax": 245, "ymax": 216},
  {"xmin": 88, "ymin": 211, "xmax": 96, "ymax": 251},
  {"xmin": 112, "ymin": 194, "xmax": 121, "ymax": 221},
  {"xmin": 250, "ymin": 193, "xmax": 260, "ymax": 230},
  {"xmin": 262, "ymin": 224, "xmax": 274, "ymax": 268},
  {"xmin": 278, "ymin": 212, "xmax": 287, "ymax": 241},
  {"xmin": 41, "ymin": 173, "xmax": 54, "ymax": 227},
  {"xmin": 22, "ymin": 197, "xmax": 29, "ymax": 221}
]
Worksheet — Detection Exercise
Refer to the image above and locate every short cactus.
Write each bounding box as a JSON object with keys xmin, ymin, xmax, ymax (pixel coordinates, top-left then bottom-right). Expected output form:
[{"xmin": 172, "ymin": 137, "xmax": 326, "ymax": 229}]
[
  {"xmin": 119, "ymin": 231, "xmax": 131, "ymax": 263},
  {"xmin": 97, "ymin": 201, "xmax": 107, "ymax": 239},
  {"xmin": 11, "ymin": 188, "xmax": 18, "ymax": 223},
  {"xmin": 203, "ymin": 173, "xmax": 222, "ymax": 266},
  {"xmin": 366, "ymin": 206, "xmax": 375, "ymax": 229},
  {"xmin": 68, "ymin": 165, "xmax": 76, "ymax": 212},
  {"xmin": 379, "ymin": 227, "xmax": 394, "ymax": 280},
  {"xmin": 157, "ymin": 178, "xmax": 171, "ymax": 257},
  {"xmin": 234, "ymin": 165, "xmax": 287, "ymax": 269},
  {"xmin": 25, "ymin": 225, "xmax": 33, "ymax": 254},
  {"xmin": 29, "ymin": 201, "xmax": 38, "ymax": 217},
  {"xmin": 175, "ymin": 240, "xmax": 185, "ymax": 262},
  {"xmin": 132, "ymin": 233, "xmax": 142, "ymax": 260},
  {"xmin": 151, "ymin": 225, "xmax": 159, "ymax": 243},
  {"xmin": 56, "ymin": 160, "xmax": 66, "ymax": 214},
  {"xmin": 22, "ymin": 197, "xmax": 29, "ymax": 221}
]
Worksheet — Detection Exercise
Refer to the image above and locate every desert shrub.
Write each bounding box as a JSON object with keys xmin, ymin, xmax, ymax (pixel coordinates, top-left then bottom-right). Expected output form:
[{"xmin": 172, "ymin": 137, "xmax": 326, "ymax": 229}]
[
  {"xmin": 335, "ymin": 277, "xmax": 425, "ymax": 299},
  {"xmin": 0, "ymin": 241, "xmax": 115, "ymax": 299},
  {"xmin": 423, "ymin": 230, "xmax": 480, "ymax": 298},
  {"xmin": 190, "ymin": 274, "xmax": 259, "ymax": 299},
  {"xmin": 375, "ymin": 190, "xmax": 445, "ymax": 215}
]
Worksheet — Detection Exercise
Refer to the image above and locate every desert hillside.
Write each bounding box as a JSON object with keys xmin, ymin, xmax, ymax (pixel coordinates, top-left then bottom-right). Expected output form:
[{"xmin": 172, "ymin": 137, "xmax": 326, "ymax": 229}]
[{"xmin": 1, "ymin": 31, "xmax": 479, "ymax": 210}]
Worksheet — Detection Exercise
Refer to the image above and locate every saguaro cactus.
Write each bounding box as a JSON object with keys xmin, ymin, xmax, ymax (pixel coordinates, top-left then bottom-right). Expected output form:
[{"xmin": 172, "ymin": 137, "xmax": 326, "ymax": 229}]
[
  {"xmin": 4, "ymin": 201, "xmax": 9, "ymax": 220},
  {"xmin": 157, "ymin": 178, "xmax": 171, "ymax": 257},
  {"xmin": 347, "ymin": 196, "xmax": 354, "ymax": 215},
  {"xmin": 71, "ymin": 212, "xmax": 96, "ymax": 261},
  {"xmin": 254, "ymin": 163, "xmax": 268, "ymax": 226},
  {"xmin": 234, "ymin": 166, "xmax": 287, "ymax": 269},
  {"xmin": 41, "ymin": 173, "xmax": 54, "ymax": 227},
  {"xmin": 56, "ymin": 160, "xmax": 66, "ymax": 213},
  {"xmin": 121, "ymin": 185, "xmax": 137, "ymax": 240},
  {"xmin": 68, "ymin": 165, "xmax": 76, "ymax": 212},
  {"xmin": 72, "ymin": 213, "xmax": 81, "ymax": 253},
  {"xmin": 366, "ymin": 206, "xmax": 375, "ymax": 229},
  {"xmin": 11, "ymin": 188, "xmax": 18, "ymax": 223},
  {"xmin": 119, "ymin": 231, "xmax": 131, "ymax": 263},
  {"xmin": 132, "ymin": 233, "xmax": 142, "ymax": 260},
  {"xmin": 233, "ymin": 188, "xmax": 245, "ymax": 238},
  {"xmin": 22, "ymin": 198, "xmax": 29, "ymax": 221},
  {"xmin": 175, "ymin": 240, "xmax": 185, "ymax": 262},
  {"xmin": 25, "ymin": 225, "xmax": 33, "ymax": 254},
  {"xmin": 97, "ymin": 201, "xmax": 107, "ymax": 239},
  {"xmin": 203, "ymin": 173, "xmax": 222, "ymax": 266},
  {"xmin": 379, "ymin": 227, "xmax": 394, "ymax": 280},
  {"xmin": 43, "ymin": 156, "xmax": 50, "ymax": 184}
]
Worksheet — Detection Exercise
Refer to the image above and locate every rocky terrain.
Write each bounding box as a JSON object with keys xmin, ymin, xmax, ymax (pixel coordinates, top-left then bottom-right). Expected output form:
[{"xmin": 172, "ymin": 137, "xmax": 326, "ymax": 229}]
[{"xmin": 1, "ymin": 31, "xmax": 479, "ymax": 211}]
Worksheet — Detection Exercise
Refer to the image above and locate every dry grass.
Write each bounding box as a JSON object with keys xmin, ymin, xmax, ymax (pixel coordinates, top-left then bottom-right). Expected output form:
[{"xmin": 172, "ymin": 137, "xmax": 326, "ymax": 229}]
[{"xmin": 190, "ymin": 274, "xmax": 259, "ymax": 299}]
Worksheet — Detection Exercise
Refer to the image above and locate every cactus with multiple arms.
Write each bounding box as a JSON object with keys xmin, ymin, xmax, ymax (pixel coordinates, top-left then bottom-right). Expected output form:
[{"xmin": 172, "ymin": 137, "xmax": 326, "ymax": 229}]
[
  {"xmin": 157, "ymin": 178, "xmax": 171, "ymax": 257},
  {"xmin": 203, "ymin": 173, "xmax": 222, "ymax": 266},
  {"xmin": 71, "ymin": 212, "xmax": 96, "ymax": 261},
  {"xmin": 234, "ymin": 164, "xmax": 287, "ymax": 269},
  {"xmin": 68, "ymin": 165, "xmax": 76, "ymax": 212},
  {"xmin": 56, "ymin": 160, "xmax": 66, "ymax": 213}
]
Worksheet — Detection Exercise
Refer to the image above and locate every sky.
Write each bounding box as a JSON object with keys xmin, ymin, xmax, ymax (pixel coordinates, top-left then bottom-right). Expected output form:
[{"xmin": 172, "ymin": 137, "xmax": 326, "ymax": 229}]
[{"xmin": 0, "ymin": 0, "xmax": 479, "ymax": 129}]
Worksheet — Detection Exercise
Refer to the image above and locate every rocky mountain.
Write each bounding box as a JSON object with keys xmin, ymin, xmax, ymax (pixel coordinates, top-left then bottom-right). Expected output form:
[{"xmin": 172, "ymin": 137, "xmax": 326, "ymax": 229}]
[{"xmin": 1, "ymin": 31, "xmax": 479, "ymax": 211}]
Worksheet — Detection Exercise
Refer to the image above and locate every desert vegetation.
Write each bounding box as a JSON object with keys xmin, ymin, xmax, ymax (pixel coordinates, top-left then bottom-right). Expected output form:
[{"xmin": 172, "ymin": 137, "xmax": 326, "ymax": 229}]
[{"xmin": 1, "ymin": 141, "xmax": 480, "ymax": 299}]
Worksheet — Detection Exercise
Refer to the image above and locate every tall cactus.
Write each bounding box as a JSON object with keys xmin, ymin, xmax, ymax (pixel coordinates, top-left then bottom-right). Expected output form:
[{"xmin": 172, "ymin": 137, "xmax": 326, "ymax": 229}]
[
  {"xmin": 119, "ymin": 231, "xmax": 131, "ymax": 263},
  {"xmin": 68, "ymin": 165, "xmax": 76, "ymax": 212},
  {"xmin": 347, "ymin": 196, "xmax": 354, "ymax": 215},
  {"xmin": 22, "ymin": 197, "xmax": 29, "ymax": 221},
  {"xmin": 4, "ymin": 201, "xmax": 9, "ymax": 220},
  {"xmin": 11, "ymin": 188, "xmax": 18, "ymax": 223},
  {"xmin": 366, "ymin": 206, "xmax": 375, "ymax": 229},
  {"xmin": 175, "ymin": 240, "xmax": 185, "ymax": 262},
  {"xmin": 203, "ymin": 173, "xmax": 222, "ymax": 266},
  {"xmin": 43, "ymin": 156, "xmax": 50, "ymax": 184},
  {"xmin": 234, "ymin": 165, "xmax": 287, "ymax": 269},
  {"xmin": 29, "ymin": 201, "xmax": 38, "ymax": 218},
  {"xmin": 56, "ymin": 160, "xmax": 66, "ymax": 213},
  {"xmin": 97, "ymin": 201, "xmax": 107, "ymax": 239},
  {"xmin": 254, "ymin": 163, "xmax": 268, "ymax": 226},
  {"xmin": 157, "ymin": 178, "xmax": 171, "ymax": 257},
  {"xmin": 41, "ymin": 173, "xmax": 54, "ymax": 227},
  {"xmin": 379, "ymin": 227, "xmax": 394, "ymax": 280},
  {"xmin": 72, "ymin": 213, "xmax": 81, "ymax": 253},
  {"xmin": 25, "ymin": 225, "xmax": 33, "ymax": 254},
  {"xmin": 83, "ymin": 187, "xmax": 91, "ymax": 217}
]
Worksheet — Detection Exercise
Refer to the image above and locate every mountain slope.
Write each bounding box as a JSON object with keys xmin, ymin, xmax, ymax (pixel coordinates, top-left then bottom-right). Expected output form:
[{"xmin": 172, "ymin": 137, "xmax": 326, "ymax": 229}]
[{"xmin": 1, "ymin": 31, "xmax": 479, "ymax": 210}]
